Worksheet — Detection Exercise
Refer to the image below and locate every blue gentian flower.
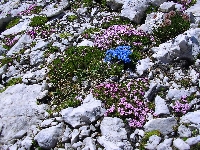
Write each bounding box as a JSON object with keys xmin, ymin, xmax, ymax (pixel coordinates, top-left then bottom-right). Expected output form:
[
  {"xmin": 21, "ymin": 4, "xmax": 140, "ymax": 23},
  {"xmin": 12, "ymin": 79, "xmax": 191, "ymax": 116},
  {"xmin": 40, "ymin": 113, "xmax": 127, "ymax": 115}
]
[{"xmin": 104, "ymin": 45, "xmax": 132, "ymax": 64}]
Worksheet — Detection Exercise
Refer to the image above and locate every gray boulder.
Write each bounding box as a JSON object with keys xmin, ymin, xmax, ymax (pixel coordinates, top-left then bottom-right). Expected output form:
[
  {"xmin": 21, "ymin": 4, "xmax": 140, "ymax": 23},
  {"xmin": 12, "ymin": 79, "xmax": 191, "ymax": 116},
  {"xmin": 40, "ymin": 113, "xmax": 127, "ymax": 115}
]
[
  {"xmin": 61, "ymin": 94, "xmax": 106, "ymax": 128},
  {"xmin": 154, "ymin": 96, "xmax": 170, "ymax": 115},
  {"xmin": 185, "ymin": 135, "xmax": 200, "ymax": 146},
  {"xmin": 0, "ymin": 84, "xmax": 47, "ymax": 144},
  {"xmin": 97, "ymin": 117, "xmax": 128, "ymax": 150},
  {"xmin": 178, "ymin": 125, "xmax": 191, "ymax": 138},
  {"xmin": 180, "ymin": 110, "xmax": 200, "ymax": 124},
  {"xmin": 159, "ymin": 1, "xmax": 176, "ymax": 13},
  {"xmin": 156, "ymin": 138, "xmax": 173, "ymax": 150},
  {"xmin": 0, "ymin": 45, "xmax": 6, "ymax": 56},
  {"xmin": 120, "ymin": 0, "xmax": 149, "ymax": 24},
  {"xmin": 106, "ymin": 0, "xmax": 125, "ymax": 11},
  {"xmin": 145, "ymin": 135, "xmax": 161, "ymax": 150},
  {"xmin": 136, "ymin": 57, "xmax": 154, "ymax": 76},
  {"xmin": 34, "ymin": 123, "xmax": 64, "ymax": 149},
  {"xmin": 144, "ymin": 117, "xmax": 177, "ymax": 135},
  {"xmin": 151, "ymin": 28, "xmax": 200, "ymax": 63},
  {"xmin": 40, "ymin": 0, "xmax": 69, "ymax": 17},
  {"xmin": 186, "ymin": 0, "xmax": 200, "ymax": 24},
  {"xmin": 173, "ymin": 138, "xmax": 190, "ymax": 150}
]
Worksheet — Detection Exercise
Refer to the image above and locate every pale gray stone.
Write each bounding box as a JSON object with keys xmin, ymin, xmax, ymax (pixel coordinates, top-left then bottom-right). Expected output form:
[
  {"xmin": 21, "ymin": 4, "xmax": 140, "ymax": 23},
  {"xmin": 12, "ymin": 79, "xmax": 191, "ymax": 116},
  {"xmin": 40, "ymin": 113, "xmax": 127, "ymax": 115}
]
[
  {"xmin": 136, "ymin": 57, "xmax": 154, "ymax": 76},
  {"xmin": 159, "ymin": 1, "xmax": 176, "ymax": 12},
  {"xmin": 145, "ymin": 135, "xmax": 161, "ymax": 150},
  {"xmin": 70, "ymin": 129, "xmax": 80, "ymax": 145},
  {"xmin": 0, "ymin": 84, "xmax": 47, "ymax": 144},
  {"xmin": 180, "ymin": 110, "xmax": 200, "ymax": 124},
  {"xmin": 40, "ymin": 0, "xmax": 69, "ymax": 17},
  {"xmin": 40, "ymin": 118, "xmax": 54, "ymax": 128},
  {"xmin": 21, "ymin": 137, "xmax": 33, "ymax": 150},
  {"xmin": 7, "ymin": 34, "xmax": 33, "ymax": 56},
  {"xmin": 62, "ymin": 126, "xmax": 72, "ymax": 143},
  {"xmin": 0, "ymin": 45, "xmax": 6, "ymax": 55},
  {"xmin": 185, "ymin": 135, "xmax": 200, "ymax": 146},
  {"xmin": 13, "ymin": 130, "xmax": 27, "ymax": 139},
  {"xmin": 166, "ymin": 89, "xmax": 192, "ymax": 100},
  {"xmin": 30, "ymin": 50, "xmax": 44, "ymax": 66},
  {"xmin": 34, "ymin": 123, "xmax": 64, "ymax": 149},
  {"xmin": 106, "ymin": 0, "xmax": 125, "ymax": 11},
  {"xmin": 97, "ymin": 117, "xmax": 127, "ymax": 150},
  {"xmin": 144, "ymin": 117, "xmax": 177, "ymax": 135},
  {"xmin": 2, "ymin": 19, "xmax": 30, "ymax": 36},
  {"xmin": 186, "ymin": 0, "xmax": 200, "ymax": 24},
  {"xmin": 61, "ymin": 94, "xmax": 106, "ymax": 128},
  {"xmin": 156, "ymin": 138, "xmax": 173, "ymax": 150},
  {"xmin": 82, "ymin": 137, "xmax": 96, "ymax": 150},
  {"xmin": 154, "ymin": 96, "xmax": 170, "ymax": 115},
  {"xmin": 77, "ymin": 39, "xmax": 94, "ymax": 47},
  {"xmin": 178, "ymin": 125, "xmax": 191, "ymax": 138},
  {"xmin": 120, "ymin": 0, "xmax": 149, "ymax": 24},
  {"xmin": 31, "ymin": 40, "xmax": 48, "ymax": 51},
  {"xmin": 173, "ymin": 138, "xmax": 190, "ymax": 150},
  {"xmin": 150, "ymin": 0, "xmax": 167, "ymax": 6}
]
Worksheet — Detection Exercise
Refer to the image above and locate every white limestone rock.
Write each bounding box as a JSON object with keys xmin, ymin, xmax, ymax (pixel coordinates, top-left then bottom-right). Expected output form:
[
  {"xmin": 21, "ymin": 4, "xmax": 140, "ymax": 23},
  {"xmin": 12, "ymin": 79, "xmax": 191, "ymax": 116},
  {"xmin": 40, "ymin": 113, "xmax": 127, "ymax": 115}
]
[
  {"xmin": 159, "ymin": 1, "xmax": 176, "ymax": 13},
  {"xmin": 7, "ymin": 34, "xmax": 33, "ymax": 56},
  {"xmin": 154, "ymin": 95, "xmax": 170, "ymax": 115},
  {"xmin": 62, "ymin": 126, "xmax": 72, "ymax": 143},
  {"xmin": 2, "ymin": 19, "xmax": 30, "ymax": 36},
  {"xmin": 120, "ymin": 0, "xmax": 149, "ymax": 24},
  {"xmin": 13, "ymin": 130, "xmax": 27, "ymax": 139},
  {"xmin": 70, "ymin": 129, "xmax": 80, "ymax": 145},
  {"xmin": 97, "ymin": 117, "xmax": 128, "ymax": 150},
  {"xmin": 61, "ymin": 94, "xmax": 106, "ymax": 128},
  {"xmin": 166, "ymin": 88, "xmax": 192, "ymax": 100},
  {"xmin": 82, "ymin": 137, "xmax": 96, "ymax": 150},
  {"xmin": 77, "ymin": 39, "xmax": 94, "ymax": 47},
  {"xmin": 144, "ymin": 117, "xmax": 177, "ymax": 135},
  {"xmin": 0, "ymin": 84, "xmax": 47, "ymax": 144},
  {"xmin": 31, "ymin": 40, "xmax": 48, "ymax": 51},
  {"xmin": 106, "ymin": 0, "xmax": 125, "ymax": 11},
  {"xmin": 136, "ymin": 57, "xmax": 154, "ymax": 76},
  {"xmin": 40, "ymin": 0, "xmax": 69, "ymax": 17},
  {"xmin": 149, "ymin": 0, "xmax": 167, "ymax": 6},
  {"xmin": 0, "ymin": 45, "xmax": 6, "ymax": 55},
  {"xmin": 40, "ymin": 118, "xmax": 54, "ymax": 128},
  {"xmin": 180, "ymin": 110, "xmax": 200, "ymax": 124},
  {"xmin": 185, "ymin": 0, "xmax": 200, "ymax": 24},
  {"xmin": 21, "ymin": 137, "xmax": 33, "ymax": 150},
  {"xmin": 138, "ymin": 12, "xmax": 164, "ymax": 34},
  {"xmin": 173, "ymin": 138, "xmax": 190, "ymax": 150},
  {"xmin": 185, "ymin": 135, "xmax": 200, "ymax": 146},
  {"xmin": 156, "ymin": 138, "xmax": 173, "ymax": 150},
  {"xmin": 30, "ymin": 50, "xmax": 44, "ymax": 66},
  {"xmin": 145, "ymin": 135, "xmax": 161, "ymax": 150},
  {"xmin": 34, "ymin": 123, "xmax": 64, "ymax": 149},
  {"xmin": 178, "ymin": 125, "xmax": 191, "ymax": 138}
]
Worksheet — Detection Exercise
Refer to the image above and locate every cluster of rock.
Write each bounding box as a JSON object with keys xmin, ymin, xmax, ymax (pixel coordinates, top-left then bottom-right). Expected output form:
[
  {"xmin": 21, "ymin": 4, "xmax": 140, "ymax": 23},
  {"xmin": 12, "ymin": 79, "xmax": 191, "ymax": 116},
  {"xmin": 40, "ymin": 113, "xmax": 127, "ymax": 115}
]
[{"xmin": 0, "ymin": 0, "xmax": 200, "ymax": 149}]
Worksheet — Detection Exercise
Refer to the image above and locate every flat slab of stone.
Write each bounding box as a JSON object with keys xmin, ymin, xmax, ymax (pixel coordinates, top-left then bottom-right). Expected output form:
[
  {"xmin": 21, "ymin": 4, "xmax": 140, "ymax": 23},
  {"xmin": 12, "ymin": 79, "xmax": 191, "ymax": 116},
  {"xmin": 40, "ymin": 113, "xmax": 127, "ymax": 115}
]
[
  {"xmin": 0, "ymin": 84, "xmax": 47, "ymax": 144},
  {"xmin": 144, "ymin": 117, "xmax": 177, "ymax": 135}
]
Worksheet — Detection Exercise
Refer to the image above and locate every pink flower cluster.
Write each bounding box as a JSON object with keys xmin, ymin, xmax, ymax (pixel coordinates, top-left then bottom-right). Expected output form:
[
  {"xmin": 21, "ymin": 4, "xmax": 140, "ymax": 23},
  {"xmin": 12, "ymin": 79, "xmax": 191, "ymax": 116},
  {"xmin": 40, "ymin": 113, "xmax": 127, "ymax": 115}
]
[
  {"xmin": 3, "ymin": 35, "xmax": 19, "ymax": 47},
  {"xmin": 27, "ymin": 26, "xmax": 56, "ymax": 39},
  {"xmin": 18, "ymin": 4, "xmax": 37, "ymax": 16},
  {"xmin": 94, "ymin": 25, "xmax": 154, "ymax": 50},
  {"xmin": 93, "ymin": 78, "xmax": 153, "ymax": 128},
  {"xmin": 172, "ymin": 96, "xmax": 190, "ymax": 115}
]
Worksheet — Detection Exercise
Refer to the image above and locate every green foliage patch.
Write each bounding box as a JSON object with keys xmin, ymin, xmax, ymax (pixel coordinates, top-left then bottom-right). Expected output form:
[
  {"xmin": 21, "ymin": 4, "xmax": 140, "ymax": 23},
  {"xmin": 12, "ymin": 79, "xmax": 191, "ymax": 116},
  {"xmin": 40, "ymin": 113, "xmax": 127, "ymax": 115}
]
[
  {"xmin": 48, "ymin": 46, "xmax": 124, "ymax": 111},
  {"xmin": 29, "ymin": 15, "xmax": 48, "ymax": 27},
  {"xmin": 6, "ymin": 17, "xmax": 20, "ymax": 29},
  {"xmin": 153, "ymin": 11, "xmax": 190, "ymax": 45}
]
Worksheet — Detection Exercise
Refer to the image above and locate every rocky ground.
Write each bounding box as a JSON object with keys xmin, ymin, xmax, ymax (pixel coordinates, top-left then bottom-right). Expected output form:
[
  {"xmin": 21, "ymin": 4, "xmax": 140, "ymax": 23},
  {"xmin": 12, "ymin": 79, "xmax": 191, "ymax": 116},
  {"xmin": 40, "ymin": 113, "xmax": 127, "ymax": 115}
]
[{"xmin": 0, "ymin": 0, "xmax": 200, "ymax": 150}]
